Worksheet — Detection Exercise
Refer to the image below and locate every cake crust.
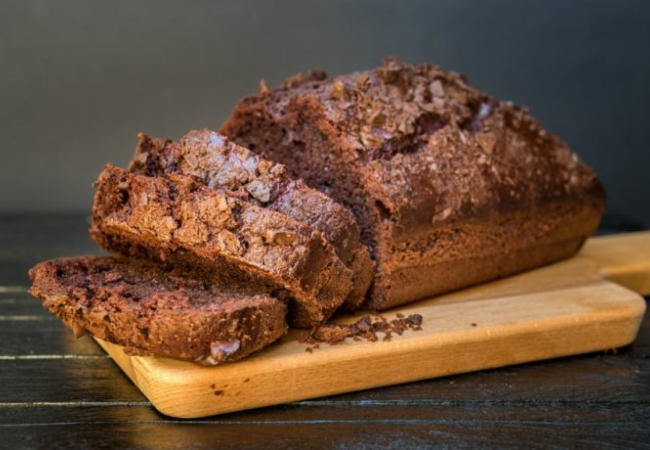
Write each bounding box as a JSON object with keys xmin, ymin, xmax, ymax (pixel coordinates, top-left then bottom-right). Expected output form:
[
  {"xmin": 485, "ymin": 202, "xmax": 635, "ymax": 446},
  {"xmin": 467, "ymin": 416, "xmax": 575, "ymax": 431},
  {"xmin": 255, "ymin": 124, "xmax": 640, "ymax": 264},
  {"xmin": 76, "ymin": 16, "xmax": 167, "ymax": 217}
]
[{"xmin": 221, "ymin": 57, "xmax": 606, "ymax": 309}]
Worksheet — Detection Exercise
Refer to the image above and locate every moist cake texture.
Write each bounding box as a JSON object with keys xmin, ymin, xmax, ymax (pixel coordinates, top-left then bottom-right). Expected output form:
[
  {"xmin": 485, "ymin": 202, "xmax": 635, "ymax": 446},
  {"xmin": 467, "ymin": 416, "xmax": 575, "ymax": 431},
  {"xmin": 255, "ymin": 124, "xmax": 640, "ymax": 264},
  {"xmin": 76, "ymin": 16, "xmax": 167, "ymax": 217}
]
[
  {"xmin": 91, "ymin": 165, "xmax": 353, "ymax": 327},
  {"xmin": 28, "ymin": 256, "xmax": 287, "ymax": 365}
]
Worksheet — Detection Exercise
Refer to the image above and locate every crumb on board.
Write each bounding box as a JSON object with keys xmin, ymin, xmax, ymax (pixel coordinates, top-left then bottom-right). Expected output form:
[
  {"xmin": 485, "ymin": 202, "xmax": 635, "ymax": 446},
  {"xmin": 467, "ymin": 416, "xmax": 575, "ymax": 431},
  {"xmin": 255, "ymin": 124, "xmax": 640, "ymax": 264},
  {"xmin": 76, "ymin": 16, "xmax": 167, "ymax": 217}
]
[{"xmin": 299, "ymin": 313, "xmax": 423, "ymax": 348}]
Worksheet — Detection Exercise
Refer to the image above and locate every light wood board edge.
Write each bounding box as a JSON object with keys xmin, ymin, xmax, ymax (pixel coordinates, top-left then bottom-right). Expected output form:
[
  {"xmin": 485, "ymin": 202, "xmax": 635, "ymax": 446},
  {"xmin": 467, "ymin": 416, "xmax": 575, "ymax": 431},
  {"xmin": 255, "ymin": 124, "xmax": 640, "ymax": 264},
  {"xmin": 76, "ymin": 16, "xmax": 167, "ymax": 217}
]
[{"xmin": 95, "ymin": 231, "xmax": 650, "ymax": 418}]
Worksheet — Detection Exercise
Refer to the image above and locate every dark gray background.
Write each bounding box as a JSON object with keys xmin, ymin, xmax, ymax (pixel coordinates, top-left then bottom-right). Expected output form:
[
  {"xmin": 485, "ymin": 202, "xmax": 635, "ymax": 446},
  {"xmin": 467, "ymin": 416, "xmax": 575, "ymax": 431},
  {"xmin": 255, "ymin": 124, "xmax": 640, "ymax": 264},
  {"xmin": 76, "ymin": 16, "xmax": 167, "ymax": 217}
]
[{"xmin": 2, "ymin": 0, "xmax": 649, "ymax": 226}]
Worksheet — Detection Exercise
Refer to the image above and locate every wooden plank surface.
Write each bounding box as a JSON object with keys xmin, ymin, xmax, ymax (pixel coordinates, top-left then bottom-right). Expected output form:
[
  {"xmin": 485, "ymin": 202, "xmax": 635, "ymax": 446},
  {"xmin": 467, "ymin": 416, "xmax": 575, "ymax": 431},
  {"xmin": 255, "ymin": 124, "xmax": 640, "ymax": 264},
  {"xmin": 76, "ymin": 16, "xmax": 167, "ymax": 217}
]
[
  {"xmin": 3, "ymin": 214, "xmax": 649, "ymax": 449},
  {"xmin": 97, "ymin": 231, "xmax": 650, "ymax": 418},
  {"xmin": 3, "ymin": 402, "xmax": 650, "ymax": 450}
]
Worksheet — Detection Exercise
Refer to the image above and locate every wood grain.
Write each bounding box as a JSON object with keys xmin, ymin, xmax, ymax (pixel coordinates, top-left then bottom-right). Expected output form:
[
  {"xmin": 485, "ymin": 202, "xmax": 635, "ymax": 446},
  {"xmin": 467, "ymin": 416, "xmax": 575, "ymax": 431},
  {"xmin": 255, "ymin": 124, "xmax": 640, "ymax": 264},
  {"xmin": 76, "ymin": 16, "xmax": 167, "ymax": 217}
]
[
  {"xmin": 3, "ymin": 214, "xmax": 649, "ymax": 449},
  {"xmin": 95, "ymin": 231, "xmax": 650, "ymax": 418}
]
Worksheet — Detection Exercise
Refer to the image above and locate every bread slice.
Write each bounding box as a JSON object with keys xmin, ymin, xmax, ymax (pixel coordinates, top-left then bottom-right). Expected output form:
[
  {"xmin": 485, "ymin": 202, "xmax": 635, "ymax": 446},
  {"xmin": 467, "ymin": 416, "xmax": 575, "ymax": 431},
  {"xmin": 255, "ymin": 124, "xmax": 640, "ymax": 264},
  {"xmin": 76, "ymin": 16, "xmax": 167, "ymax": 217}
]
[
  {"xmin": 221, "ymin": 57, "xmax": 606, "ymax": 310},
  {"xmin": 28, "ymin": 256, "xmax": 287, "ymax": 365},
  {"xmin": 127, "ymin": 129, "xmax": 374, "ymax": 310},
  {"xmin": 90, "ymin": 165, "xmax": 353, "ymax": 327}
]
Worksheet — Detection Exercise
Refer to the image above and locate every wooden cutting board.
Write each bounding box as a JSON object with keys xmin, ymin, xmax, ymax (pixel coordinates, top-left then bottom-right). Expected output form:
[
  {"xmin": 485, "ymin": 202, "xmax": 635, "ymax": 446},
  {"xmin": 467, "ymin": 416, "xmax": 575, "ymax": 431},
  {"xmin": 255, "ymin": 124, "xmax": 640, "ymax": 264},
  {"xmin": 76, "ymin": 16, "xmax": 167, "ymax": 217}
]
[{"xmin": 96, "ymin": 231, "xmax": 650, "ymax": 418}]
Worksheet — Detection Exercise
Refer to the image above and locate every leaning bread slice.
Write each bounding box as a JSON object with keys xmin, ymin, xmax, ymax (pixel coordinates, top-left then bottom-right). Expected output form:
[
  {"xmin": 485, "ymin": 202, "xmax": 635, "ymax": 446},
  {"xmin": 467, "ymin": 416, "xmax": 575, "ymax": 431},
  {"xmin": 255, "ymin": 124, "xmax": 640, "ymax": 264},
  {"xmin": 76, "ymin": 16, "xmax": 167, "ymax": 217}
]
[
  {"xmin": 28, "ymin": 256, "xmax": 288, "ymax": 365},
  {"xmin": 90, "ymin": 165, "xmax": 353, "ymax": 328},
  {"xmin": 128, "ymin": 129, "xmax": 374, "ymax": 310}
]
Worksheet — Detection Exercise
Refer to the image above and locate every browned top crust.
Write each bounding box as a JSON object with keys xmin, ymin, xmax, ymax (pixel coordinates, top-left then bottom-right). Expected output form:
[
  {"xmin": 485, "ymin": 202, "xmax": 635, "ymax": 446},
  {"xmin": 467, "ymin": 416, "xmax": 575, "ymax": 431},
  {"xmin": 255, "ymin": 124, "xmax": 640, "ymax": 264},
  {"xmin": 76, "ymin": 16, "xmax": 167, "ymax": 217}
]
[
  {"xmin": 128, "ymin": 130, "xmax": 359, "ymax": 260},
  {"xmin": 223, "ymin": 56, "xmax": 605, "ymax": 243},
  {"xmin": 28, "ymin": 256, "xmax": 287, "ymax": 365}
]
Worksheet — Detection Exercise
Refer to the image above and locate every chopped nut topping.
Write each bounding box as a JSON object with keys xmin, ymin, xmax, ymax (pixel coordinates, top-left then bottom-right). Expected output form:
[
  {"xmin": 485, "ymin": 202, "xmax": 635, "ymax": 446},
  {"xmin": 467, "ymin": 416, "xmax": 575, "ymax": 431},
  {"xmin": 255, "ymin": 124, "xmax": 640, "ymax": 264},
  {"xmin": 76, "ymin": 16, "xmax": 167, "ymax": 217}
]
[
  {"xmin": 283, "ymin": 72, "xmax": 305, "ymax": 89},
  {"xmin": 258, "ymin": 79, "xmax": 269, "ymax": 95},
  {"xmin": 476, "ymin": 132, "xmax": 497, "ymax": 154},
  {"xmin": 330, "ymin": 79, "xmax": 348, "ymax": 100},
  {"xmin": 370, "ymin": 111, "xmax": 386, "ymax": 127},
  {"xmin": 356, "ymin": 74, "xmax": 370, "ymax": 89},
  {"xmin": 245, "ymin": 180, "xmax": 271, "ymax": 203},
  {"xmin": 378, "ymin": 67, "xmax": 399, "ymax": 84},
  {"xmin": 360, "ymin": 131, "xmax": 384, "ymax": 148},
  {"xmin": 429, "ymin": 79, "xmax": 445, "ymax": 97},
  {"xmin": 210, "ymin": 340, "xmax": 241, "ymax": 360},
  {"xmin": 215, "ymin": 195, "xmax": 230, "ymax": 212},
  {"xmin": 214, "ymin": 230, "xmax": 243, "ymax": 256},
  {"xmin": 264, "ymin": 230, "xmax": 295, "ymax": 246}
]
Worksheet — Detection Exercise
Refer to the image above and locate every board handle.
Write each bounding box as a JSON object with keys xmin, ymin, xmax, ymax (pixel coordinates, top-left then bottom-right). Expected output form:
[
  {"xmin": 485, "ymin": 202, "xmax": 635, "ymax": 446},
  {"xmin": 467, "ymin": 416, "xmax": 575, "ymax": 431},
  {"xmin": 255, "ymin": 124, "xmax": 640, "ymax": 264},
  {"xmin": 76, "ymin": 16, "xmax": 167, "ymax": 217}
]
[{"xmin": 582, "ymin": 231, "xmax": 650, "ymax": 295}]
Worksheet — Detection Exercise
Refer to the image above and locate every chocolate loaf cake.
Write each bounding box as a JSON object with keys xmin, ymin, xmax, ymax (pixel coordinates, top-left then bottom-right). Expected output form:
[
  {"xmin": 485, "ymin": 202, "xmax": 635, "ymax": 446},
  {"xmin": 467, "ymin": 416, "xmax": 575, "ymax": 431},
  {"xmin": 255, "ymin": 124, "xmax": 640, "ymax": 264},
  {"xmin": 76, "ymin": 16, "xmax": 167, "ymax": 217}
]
[
  {"xmin": 127, "ymin": 129, "xmax": 374, "ymax": 309},
  {"xmin": 91, "ymin": 165, "xmax": 353, "ymax": 327},
  {"xmin": 221, "ymin": 57, "xmax": 606, "ymax": 310},
  {"xmin": 28, "ymin": 256, "xmax": 287, "ymax": 365}
]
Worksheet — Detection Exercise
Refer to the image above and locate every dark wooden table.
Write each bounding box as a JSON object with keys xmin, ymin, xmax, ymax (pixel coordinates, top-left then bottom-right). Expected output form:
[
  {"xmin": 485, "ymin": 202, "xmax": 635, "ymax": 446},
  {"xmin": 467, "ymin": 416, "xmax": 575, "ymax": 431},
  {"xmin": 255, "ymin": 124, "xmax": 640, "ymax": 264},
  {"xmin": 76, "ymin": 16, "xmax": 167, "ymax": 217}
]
[{"xmin": 1, "ymin": 214, "xmax": 648, "ymax": 449}]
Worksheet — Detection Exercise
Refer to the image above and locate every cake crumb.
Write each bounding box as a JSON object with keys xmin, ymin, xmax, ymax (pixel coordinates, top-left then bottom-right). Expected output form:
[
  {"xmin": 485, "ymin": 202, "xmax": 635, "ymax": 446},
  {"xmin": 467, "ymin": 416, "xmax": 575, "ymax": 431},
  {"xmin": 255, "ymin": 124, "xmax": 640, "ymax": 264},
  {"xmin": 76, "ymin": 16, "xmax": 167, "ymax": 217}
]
[{"xmin": 299, "ymin": 313, "xmax": 424, "ymax": 346}]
